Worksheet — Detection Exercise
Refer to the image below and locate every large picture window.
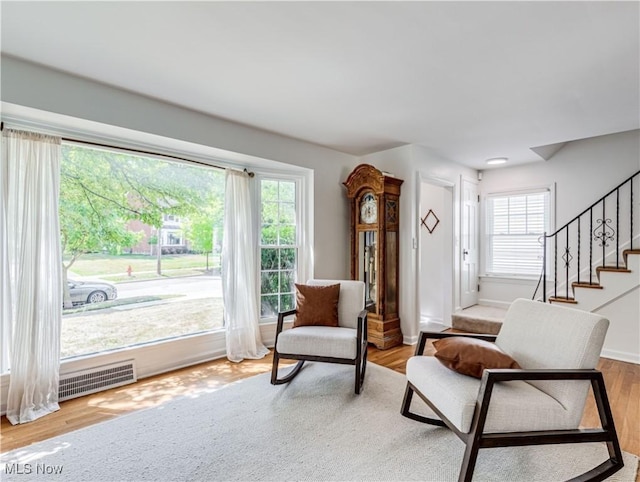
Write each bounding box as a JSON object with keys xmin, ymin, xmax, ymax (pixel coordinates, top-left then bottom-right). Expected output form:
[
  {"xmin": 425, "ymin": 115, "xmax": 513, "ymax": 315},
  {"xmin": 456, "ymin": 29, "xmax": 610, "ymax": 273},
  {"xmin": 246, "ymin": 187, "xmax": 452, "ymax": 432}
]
[
  {"xmin": 1, "ymin": 116, "xmax": 311, "ymax": 381},
  {"xmin": 59, "ymin": 143, "xmax": 225, "ymax": 358},
  {"xmin": 259, "ymin": 178, "xmax": 298, "ymax": 318},
  {"xmin": 486, "ymin": 189, "xmax": 551, "ymax": 277}
]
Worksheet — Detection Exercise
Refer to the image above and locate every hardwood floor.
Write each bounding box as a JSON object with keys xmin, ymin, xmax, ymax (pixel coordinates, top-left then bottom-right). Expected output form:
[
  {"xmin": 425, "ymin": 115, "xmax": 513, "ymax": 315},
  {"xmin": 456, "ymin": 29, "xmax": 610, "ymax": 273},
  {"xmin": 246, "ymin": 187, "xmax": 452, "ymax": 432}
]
[{"xmin": 1, "ymin": 345, "xmax": 639, "ymax": 464}]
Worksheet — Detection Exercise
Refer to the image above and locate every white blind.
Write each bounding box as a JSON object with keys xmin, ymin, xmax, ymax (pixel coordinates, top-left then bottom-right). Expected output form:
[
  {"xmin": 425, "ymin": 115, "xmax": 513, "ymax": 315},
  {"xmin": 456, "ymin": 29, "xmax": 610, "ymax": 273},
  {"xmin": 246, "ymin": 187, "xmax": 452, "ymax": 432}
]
[{"xmin": 486, "ymin": 190, "xmax": 550, "ymax": 276}]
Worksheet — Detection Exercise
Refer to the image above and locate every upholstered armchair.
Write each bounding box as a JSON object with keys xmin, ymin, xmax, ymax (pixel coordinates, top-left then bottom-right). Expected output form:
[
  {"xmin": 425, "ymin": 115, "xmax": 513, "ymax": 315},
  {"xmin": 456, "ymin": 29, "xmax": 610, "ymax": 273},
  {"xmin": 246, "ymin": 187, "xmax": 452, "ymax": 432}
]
[
  {"xmin": 401, "ymin": 298, "xmax": 623, "ymax": 482},
  {"xmin": 271, "ymin": 279, "xmax": 368, "ymax": 394}
]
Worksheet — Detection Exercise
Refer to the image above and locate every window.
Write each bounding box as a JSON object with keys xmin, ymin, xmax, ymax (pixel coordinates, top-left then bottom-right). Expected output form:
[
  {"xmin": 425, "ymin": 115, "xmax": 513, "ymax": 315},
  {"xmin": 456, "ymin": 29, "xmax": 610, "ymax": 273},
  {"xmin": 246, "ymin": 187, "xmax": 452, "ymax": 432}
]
[
  {"xmin": 259, "ymin": 179, "xmax": 298, "ymax": 318},
  {"xmin": 485, "ymin": 189, "xmax": 551, "ymax": 277},
  {"xmin": 164, "ymin": 230, "xmax": 183, "ymax": 246},
  {"xmin": 59, "ymin": 143, "xmax": 225, "ymax": 358},
  {"xmin": 1, "ymin": 113, "xmax": 311, "ymax": 379}
]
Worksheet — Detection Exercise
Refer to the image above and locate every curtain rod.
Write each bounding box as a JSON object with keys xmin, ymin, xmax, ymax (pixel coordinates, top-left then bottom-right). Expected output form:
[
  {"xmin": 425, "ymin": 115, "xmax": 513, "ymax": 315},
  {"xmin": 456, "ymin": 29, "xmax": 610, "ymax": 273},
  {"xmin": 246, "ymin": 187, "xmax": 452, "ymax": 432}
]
[{"xmin": 0, "ymin": 121, "xmax": 255, "ymax": 177}]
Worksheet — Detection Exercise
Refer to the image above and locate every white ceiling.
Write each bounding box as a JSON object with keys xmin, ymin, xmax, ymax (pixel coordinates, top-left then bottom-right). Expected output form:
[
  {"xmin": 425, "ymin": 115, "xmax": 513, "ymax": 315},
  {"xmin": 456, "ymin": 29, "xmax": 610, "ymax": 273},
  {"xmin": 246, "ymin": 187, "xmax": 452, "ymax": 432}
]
[{"xmin": 1, "ymin": 1, "xmax": 639, "ymax": 169}]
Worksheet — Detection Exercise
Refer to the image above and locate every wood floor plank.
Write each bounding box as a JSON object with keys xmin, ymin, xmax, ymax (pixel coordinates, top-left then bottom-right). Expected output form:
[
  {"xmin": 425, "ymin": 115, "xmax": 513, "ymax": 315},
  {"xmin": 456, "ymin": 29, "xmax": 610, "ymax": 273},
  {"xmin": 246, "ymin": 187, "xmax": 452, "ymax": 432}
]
[{"xmin": 1, "ymin": 346, "xmax": 638, "ymax": 464}]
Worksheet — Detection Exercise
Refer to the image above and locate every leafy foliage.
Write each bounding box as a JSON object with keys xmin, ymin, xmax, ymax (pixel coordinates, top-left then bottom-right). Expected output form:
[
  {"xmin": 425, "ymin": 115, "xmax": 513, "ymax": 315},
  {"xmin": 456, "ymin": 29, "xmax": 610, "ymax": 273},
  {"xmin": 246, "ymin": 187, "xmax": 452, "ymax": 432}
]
[
  {"xmin": 184, "ymin": 173, "xmax": 225, "ymax": 254},
  {"xmin": 59, "ymin": 144, "xmax": 224, "ymax": 305},
  {"xmin": 259, "ymin": 179, "xmax": 298, "ymax": 316}
]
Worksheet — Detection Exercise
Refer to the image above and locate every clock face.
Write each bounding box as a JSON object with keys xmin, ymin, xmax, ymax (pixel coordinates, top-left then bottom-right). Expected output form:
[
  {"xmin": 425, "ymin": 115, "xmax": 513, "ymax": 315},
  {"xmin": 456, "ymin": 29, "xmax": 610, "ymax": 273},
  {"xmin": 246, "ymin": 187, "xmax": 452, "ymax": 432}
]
[{"xmin": 360, "ymin": 193, "xmax": 378, "ymax": 224}]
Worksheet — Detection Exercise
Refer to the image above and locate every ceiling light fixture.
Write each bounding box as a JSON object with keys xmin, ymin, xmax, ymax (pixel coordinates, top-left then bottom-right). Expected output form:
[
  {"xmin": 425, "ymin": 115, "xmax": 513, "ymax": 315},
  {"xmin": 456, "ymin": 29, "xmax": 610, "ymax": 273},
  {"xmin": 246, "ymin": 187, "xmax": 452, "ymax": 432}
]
[{"xmin": 486, "ymin": 157, "xmax": 508, "ymax": 165}]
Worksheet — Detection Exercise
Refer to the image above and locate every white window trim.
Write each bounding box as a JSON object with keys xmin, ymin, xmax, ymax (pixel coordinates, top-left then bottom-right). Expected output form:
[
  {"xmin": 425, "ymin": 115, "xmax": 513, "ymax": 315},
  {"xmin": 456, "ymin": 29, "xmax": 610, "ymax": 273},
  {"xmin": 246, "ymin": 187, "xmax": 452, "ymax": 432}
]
[
  {"xmin": 481, "ymin": 183, "xmax": 556, "ymax": 280},
  {"xmin": 254, "ymin": 170, "xmax": 313, "ymax": 323},
  {"xmin": 0, "ymin": 109, "xmax": 313, "ymax": 392}
]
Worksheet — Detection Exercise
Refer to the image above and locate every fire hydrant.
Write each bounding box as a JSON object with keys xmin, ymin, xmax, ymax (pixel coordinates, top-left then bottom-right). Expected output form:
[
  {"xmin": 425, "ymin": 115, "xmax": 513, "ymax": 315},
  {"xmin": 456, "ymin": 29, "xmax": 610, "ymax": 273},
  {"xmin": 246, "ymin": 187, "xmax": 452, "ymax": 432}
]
[{"xmin": 127, "ymin": 265, "xmax": 132, "ymax": 277}]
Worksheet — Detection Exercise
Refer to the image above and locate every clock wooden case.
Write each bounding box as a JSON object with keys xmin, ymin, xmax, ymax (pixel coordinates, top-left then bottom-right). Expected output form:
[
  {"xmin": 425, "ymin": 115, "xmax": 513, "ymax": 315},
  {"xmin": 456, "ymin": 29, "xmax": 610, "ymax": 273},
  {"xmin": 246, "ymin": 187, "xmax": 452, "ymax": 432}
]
[{"xmin": 343, "ymin": 164, "xmax": 403, "ymax": 350}]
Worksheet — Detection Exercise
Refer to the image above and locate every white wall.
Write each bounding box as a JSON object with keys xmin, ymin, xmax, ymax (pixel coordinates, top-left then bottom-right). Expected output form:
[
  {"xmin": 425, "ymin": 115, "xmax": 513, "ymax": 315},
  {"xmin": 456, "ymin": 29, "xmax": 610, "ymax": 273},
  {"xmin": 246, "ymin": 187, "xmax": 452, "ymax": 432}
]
[
  {"xmin": 478, "ymin": 130, "xmax": 640, "ymax": 363},
  {"xmin": 2, "ymin": 55, "xmax": 636, "ymax": 381},
  {"xmin": 597, "ymin": 286, "xmax": 640, "ymax": 363},
  {"xmin": 0, "ymin": 56, "xmax": 360, "ymax": 413},
  {"xmin": 478, "ymin": 129, "xmax": 639, "ymax": 302},
  {"xmin": 360, "ymin": 144, "xmax": 477, "ymax": 344},
  {"xmin": 480, "ymin": 130, "xmax": 640, "ymax": 228},
  {"xmin": 0, "ymin": 55, "xmax": 358, "ymax": 280}
]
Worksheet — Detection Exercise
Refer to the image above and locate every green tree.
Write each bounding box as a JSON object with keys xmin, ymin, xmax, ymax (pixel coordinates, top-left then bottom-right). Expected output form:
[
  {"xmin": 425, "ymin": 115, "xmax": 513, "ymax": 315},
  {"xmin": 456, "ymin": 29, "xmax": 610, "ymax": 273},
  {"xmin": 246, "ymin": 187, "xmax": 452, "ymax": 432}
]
[
  {"xmin": 60, "ymin": 145, "xmax": 222, "ymax": 307},
  {"xmin": 185, "ymin": 173, "xmax": 225, "ymax": 270}
]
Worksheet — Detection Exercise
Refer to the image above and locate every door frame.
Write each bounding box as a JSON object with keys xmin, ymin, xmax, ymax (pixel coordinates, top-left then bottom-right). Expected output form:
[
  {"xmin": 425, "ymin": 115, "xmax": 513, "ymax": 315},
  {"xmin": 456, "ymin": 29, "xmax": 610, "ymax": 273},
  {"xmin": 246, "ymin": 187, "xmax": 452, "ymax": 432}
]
[
  {"xmin": 460, "ymin": 175, "xmax": 480, "ymax": 309},
  {"xmin": 415, "ymin": 173, "xmax": 456, "ymax": 328}
]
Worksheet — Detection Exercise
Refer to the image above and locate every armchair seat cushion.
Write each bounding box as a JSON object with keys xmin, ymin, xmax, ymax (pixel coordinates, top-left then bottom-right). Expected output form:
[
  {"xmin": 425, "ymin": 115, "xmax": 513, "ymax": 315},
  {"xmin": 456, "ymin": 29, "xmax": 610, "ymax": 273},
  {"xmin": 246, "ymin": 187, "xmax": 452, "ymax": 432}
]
[
  {"xmin": 276, "ymin": 326, "xmax": 357, "ymax": 360},
  {"xmin": 407, "ymin": 356, "xmax": 578, "ymax": 434}
]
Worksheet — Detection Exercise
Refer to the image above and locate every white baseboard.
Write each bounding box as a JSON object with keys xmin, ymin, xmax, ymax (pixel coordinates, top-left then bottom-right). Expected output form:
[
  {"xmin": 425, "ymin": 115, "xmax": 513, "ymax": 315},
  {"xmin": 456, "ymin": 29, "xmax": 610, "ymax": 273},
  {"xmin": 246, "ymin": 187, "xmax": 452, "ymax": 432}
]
[
  {"xmin": 477, "ymin": 298, "xmax": 512, "ymax": 309},
  {"xmin": 403, "ymin": 334, "xmax": 418, "ymax": 345},
  {"xmin": 2, "ymin": 329, "xmax": 634, "ymax": 418},
  {"xmin": 420, "ymin": 315, "xmax": 443, "ymax": 323},
  {"xmin": 420, "ymin": 320, "xmax": 447, "ymax": 332},
  {"xmin": 0, "ymin": 322, "xmax": 285, "ymax": 417},
  {"xmin": 601, "ymin": 348, "xmax": 640, "ymax": 365}
]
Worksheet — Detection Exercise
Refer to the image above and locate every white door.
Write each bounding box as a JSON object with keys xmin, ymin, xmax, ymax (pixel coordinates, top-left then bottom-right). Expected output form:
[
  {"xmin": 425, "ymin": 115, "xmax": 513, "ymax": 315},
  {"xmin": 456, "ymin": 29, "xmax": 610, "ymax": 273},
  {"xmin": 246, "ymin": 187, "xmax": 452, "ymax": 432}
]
[
  {"xmin": 419, "ymin": 182, "xmax": 453, "ymax": 326},
  {"xmin": 461, "ymin": 179, "xmax": 479, "ymax": 308}
]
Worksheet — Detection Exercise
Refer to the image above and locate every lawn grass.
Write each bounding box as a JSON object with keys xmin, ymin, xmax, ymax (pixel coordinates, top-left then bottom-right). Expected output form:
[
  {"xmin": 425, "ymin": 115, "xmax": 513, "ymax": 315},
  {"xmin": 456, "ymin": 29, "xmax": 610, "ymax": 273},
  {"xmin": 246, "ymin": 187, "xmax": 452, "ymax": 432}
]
[
  {"xmin": 61, "ymin": 297, "xmax": 224, "ymax": 358},
  {"xmin": 62, "ymin": 295, "xmax": 181, "ymax": 314},
  {"xmin": 101, "ymin": 269, "xmax": 213, "ymax": 282},
  {"xmin": 66, "ymin": 253, "xmax": 221, "ymax": 277},
  {"xmin": 61, "ymin": 255, "xmax": 225, "ymax": 357}
]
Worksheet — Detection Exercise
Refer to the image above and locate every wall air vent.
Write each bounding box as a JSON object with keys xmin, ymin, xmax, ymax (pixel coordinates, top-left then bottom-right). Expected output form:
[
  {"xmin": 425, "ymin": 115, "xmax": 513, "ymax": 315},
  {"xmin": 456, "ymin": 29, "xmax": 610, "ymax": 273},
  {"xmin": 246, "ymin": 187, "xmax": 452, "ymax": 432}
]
[{"xmin": 59, "ymin": 360, "xmax": 137, "ymax": 401}]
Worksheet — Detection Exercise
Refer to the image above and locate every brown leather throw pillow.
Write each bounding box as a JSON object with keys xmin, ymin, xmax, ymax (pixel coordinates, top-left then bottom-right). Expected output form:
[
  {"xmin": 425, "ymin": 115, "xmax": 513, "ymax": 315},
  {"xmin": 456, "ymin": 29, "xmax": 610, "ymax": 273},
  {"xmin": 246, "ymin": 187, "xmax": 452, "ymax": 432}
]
[
  {"xmin": 433, "ymin": 337, "xmax": 521, "ymax": 378},
  {"xmin": 293, "ymin": 283, "xmax": 340, "ymax": 328}
]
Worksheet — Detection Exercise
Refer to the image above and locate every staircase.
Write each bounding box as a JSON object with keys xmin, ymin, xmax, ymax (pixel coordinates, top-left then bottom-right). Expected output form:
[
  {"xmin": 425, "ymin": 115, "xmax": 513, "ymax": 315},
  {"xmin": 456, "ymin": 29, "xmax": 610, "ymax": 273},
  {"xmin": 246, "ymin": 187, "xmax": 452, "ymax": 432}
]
[
  {"xmin": 454, "ymin": 172, "xmax": 639, "ymax": 337},
  {"xmin": 539, "ymin": 171, "xmax": 640, "ymax": 309},
  {"xmin": 549, "ymin": 249, "xmax": 640, "ymax": 311}
]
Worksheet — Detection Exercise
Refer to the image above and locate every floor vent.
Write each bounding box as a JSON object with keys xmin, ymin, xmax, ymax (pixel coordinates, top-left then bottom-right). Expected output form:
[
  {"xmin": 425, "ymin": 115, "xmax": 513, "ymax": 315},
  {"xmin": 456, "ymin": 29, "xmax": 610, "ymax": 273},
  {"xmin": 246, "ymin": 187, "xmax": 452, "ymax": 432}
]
[{"xmin": 59, "ymin": 360, "xmax": 137, "ymax": 401}]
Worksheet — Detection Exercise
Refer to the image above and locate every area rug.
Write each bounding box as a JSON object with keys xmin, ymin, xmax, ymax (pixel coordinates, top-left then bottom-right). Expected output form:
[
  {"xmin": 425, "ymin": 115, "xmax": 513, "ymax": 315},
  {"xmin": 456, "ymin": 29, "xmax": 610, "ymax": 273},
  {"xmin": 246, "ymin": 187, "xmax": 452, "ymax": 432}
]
[{"xmin": 1, "ymin": 362, "xmax": 637, "ymax": 481}]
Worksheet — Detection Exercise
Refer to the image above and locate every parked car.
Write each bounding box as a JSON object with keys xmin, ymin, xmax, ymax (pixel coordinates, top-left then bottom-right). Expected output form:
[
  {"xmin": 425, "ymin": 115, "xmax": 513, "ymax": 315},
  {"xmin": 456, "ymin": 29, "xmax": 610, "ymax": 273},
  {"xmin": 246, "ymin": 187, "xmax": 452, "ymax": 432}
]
[{"xmin": 67, "ymin": 279, "xmax": 117, "ymax": 305}]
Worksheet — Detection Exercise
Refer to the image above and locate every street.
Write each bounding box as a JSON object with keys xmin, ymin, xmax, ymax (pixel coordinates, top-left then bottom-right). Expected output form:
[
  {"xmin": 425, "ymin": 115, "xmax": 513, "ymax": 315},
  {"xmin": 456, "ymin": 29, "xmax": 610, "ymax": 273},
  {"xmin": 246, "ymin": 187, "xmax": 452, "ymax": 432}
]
[{"xmin": 115, "ymin": 274, "xmax": 222, "ymax": 301}]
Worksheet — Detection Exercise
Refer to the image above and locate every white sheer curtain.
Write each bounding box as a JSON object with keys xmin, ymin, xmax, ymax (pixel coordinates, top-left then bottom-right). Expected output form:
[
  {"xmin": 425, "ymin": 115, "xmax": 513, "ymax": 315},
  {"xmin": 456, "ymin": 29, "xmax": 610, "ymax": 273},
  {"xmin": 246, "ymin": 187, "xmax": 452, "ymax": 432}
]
[
  {"xmin": 222, "ymin": 169, "xmax": 268, "ymax": 362},
  {"xmin": 2, "ymin": 129, "xmax": 63, "ymax": 424},
  {"xmin": 0, "ymin": 134, "xmax": 11, "ymax": 374}
]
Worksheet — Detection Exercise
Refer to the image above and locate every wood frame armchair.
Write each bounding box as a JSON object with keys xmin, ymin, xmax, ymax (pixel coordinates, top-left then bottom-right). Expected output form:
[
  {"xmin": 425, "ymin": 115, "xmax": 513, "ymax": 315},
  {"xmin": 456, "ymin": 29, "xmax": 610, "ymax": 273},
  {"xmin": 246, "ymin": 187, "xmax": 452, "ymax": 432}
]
[
  {"xmin": 271, "ymin": 280, "xmax": 368, "ymax": 394},
  {"xmin": 401, "ymin": 300, "xmax": 623, "ymax": 482}
]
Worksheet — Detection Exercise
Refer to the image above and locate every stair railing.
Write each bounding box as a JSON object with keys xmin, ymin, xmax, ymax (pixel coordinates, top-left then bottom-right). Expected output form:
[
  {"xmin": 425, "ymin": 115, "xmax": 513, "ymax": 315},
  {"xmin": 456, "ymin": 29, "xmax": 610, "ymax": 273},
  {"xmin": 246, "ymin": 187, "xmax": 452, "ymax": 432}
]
[{"xmin": 538, "ymin": 171, "xmax": 639, "ymax": 302}]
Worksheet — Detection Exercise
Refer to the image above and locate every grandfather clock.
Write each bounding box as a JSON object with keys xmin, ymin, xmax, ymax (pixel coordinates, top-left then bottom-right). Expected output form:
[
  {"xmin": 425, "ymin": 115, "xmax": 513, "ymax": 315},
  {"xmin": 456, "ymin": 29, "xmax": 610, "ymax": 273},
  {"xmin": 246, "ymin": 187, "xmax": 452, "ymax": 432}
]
[{"xmin": 343, "ymin": 164, "xmax": 403, "ymax": 350}]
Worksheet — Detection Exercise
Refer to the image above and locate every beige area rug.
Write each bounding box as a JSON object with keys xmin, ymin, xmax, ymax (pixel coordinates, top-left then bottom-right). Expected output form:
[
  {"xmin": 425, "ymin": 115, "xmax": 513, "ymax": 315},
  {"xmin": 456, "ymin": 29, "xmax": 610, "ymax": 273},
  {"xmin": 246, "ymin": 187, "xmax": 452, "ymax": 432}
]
[{"xmin": 1, "ymin": 362, "xmax": 637, "ymax": 481}]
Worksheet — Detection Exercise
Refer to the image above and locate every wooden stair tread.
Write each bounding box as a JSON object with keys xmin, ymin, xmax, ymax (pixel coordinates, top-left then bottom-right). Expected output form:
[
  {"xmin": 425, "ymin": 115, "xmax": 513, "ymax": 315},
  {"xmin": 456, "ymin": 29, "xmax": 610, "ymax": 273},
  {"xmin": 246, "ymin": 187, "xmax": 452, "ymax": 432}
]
[
  {"xmin": 572, "ymin": 282, "xmax": 602, "ymax": 289},
  {"xmin": 596, "ymin": 266, "xmax": 632, "ymax": 273},
  {"xmin": 623, "ymin": 249, "xmax": 640, "ymax": 263},
  {"xmin": 550, "ymin": 253, "xmax": 637, "ymax": 306},
  {"xmin": 549, "ymin": 296, "xmax": 578, "ymax": 304}
]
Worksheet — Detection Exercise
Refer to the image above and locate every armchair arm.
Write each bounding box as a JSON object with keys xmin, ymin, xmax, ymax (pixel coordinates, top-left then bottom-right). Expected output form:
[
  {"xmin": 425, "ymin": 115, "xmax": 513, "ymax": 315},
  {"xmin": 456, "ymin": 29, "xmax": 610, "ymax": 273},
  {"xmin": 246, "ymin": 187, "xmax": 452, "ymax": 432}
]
[
  {"xmin": 356, "ymin": 308, "xmax": 368, "ymax": 364},
  {"xmin": 275, "ymin": 309, "xmax": 297, "ymax": 338},
  {"xmin": 469, "ymin": 368, "xmax": 607, "ymax": 443},
  {"xmin": 482, "ymin": 367, "xmax": 601, "ymax": 383},
  {"xmin": 415, "ymin": 331, "xmax": 498, "ymax": 356},
  {"xmin": 356, "ymin": 309, "xmax": 368, "ymax": 344}
]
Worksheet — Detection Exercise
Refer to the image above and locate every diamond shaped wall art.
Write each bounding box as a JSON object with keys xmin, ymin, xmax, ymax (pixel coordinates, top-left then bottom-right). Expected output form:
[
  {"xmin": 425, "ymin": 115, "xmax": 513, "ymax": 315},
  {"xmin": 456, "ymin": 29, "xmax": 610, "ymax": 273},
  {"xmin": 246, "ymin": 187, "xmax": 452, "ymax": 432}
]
[{"xmin": 421, "ymin": 209, "xmax": 440, "ymax": 234}]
